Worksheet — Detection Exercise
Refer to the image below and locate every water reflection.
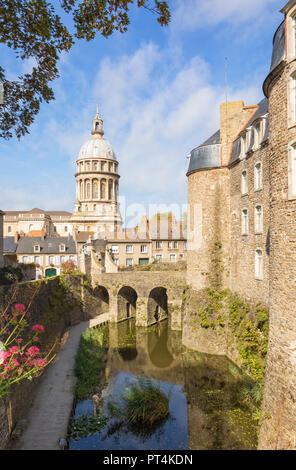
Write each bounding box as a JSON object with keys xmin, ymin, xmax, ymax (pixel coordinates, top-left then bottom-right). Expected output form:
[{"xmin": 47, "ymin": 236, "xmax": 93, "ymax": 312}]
[{"xmin": 69, "ymin": 319, "xmax": 258, "ymax": 450}]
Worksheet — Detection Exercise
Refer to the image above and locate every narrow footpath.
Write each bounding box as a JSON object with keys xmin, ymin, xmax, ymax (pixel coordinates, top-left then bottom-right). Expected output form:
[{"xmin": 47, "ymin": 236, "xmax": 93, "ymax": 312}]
[{"xmin": 13, "ymin": 313, "xmax": 109, "ymax": 450}]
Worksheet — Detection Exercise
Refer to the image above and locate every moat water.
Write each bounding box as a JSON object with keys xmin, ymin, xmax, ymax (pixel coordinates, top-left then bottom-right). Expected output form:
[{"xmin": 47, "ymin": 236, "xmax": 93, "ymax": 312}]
[{"xmin": 68, "ymin": 319, "xmax": 258, "ymax": 450}]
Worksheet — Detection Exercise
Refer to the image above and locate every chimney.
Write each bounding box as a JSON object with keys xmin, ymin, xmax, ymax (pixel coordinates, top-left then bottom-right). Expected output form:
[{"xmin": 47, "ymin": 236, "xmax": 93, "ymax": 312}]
[
  {"xmin": 14, "ymin": 232, "xmax": 19, "ymax": 243},
  {"xmin": 41, "ymin": 230, "xmax": 46, "ymax": 241},
  {"xmin": 220, "ymin": 101, "xmax": 257, "ymax": 166}
]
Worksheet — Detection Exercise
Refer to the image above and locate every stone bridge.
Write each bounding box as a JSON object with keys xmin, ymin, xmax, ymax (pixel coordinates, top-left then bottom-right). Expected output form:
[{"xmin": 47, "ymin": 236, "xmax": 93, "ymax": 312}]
[{"xmin": 90, "ymin": 270, "xmax": 187, "ymax": 330}]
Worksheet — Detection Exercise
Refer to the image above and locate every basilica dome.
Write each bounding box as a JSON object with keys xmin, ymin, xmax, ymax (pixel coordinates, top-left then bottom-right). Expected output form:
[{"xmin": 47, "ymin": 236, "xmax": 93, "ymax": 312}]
[{"xmin": 78, "ymin": 136, "xmax": 117, "ymax": 161}]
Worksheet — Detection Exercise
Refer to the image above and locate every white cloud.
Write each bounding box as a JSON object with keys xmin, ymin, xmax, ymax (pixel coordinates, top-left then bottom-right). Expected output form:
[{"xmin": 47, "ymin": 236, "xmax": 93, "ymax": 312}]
[
  {"xmin": 88, "ymin": 43, "xmax": 262, "ymax": 204},
  {"xmin": 171, "ymin": 0, "xmax": 281, "ymax": 32}
]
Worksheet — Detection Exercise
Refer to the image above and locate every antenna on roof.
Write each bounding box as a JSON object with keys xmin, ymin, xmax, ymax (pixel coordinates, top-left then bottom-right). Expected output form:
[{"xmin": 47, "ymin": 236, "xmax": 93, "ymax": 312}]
[{"xmin": 225, "ymin": 57, "xmax": 228, "ymax": 106}]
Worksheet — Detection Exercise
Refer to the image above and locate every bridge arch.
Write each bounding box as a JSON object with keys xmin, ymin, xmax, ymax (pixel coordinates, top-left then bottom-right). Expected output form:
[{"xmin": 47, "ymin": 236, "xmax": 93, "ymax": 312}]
[
  {"xmin": 117, "ymin": 286, "xmax": 138, "ymax": 322},
  {"xmin": 147, "ymin": 287, "xmax": 168, "ymax": 325},
  {"xmin": 93, "ymin": 285, "xmax": 109, "ymax": 314}
]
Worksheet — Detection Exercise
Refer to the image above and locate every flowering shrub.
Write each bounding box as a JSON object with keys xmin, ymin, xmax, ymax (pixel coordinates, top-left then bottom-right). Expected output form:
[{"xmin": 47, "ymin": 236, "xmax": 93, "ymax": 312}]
[
  {"xmin": 61, "ymin": 260, "xmax": 76, "ymax": 274},
  {"xmin": 0, "ymin": 302, "xmax": 55, "ymax": 397}
]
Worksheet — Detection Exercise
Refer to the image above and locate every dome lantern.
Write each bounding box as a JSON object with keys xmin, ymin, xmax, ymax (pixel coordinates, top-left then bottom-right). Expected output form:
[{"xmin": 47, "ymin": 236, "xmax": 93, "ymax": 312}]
[{"xmin": 91, "ymin": 104, "xmax": 104, "ymax": 137}]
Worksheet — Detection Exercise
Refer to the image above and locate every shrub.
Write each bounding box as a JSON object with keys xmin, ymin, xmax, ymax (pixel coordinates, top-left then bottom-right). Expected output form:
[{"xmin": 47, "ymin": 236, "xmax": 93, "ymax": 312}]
[{"xmin": 122, "ymin": 378, "xmax": 169, "ymax": 426}]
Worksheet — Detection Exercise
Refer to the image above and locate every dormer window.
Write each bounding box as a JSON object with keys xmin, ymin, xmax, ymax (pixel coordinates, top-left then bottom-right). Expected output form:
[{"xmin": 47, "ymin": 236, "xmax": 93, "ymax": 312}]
[
  {"xmin": 241, "ymin": 133, "xmax": 247, "ymax": 156},
  {"xmin": 34, "ymin": 245, "xmax": 40, "ymax": 253},
  {"xmin": 59, "ymin": 244, "xmax": 66, "ymax": 253},
  {"xmin": 254, "ymin": 122, "xmax": 261, "ymax": 149}
]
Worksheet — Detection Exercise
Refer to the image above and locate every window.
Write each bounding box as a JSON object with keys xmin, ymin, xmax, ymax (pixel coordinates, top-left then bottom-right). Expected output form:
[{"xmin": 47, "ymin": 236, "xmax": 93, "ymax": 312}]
[
  {"xmin": 126, "ymin": 258, "xmax": 133, "ymax": 266},
  {"xmin": 255, "ymin": 122, "xmax": 261, "ymax": 148},
  {"xmin": 34, "ymin": 256, "xmax": 41, "ymax": 265},
  {"xmin": 155, "ymin": 254, "xmax": 162, "ymax": 262},
  {"xmin": 141, "ymin": 245, "xmax": 147, "ymax": 253},
  {"xmin": 126, "ymin": 245, "xmax": 133, "ymax": 253},
  {"xmin": 255, "ymin": 205, "xmax": 263, "ymax": 233},
  {"xmin": 60, "ymin": 256, "xmax": 66, "ymax": 264},
  {"xmin": 59, "ymin": 244, "xmax": 66, "ymax": 253},
  {"xmin": 179, "ymin": 253, "xmax": 184, "ymax": 259},
  {"xmin": 289, "ymin": 144, "xmax": 296, "ymax": 199},
  {"xmin": 156, "ymin": 241, "xmax": 162, "ymax": 249},
  {"xmin": 22, "ymin": 256, "xmax": 28, "ymax": 263},
  {"xmin": 49, "ymin": 256, "xmax": 55, "ymax": 265},
  {"xmin": 241, "ymin": 171, "xmax": 248, "ymax": 195},
  {"xmin": 111, "ymin": 245, "xmax": 119, "ymax": 254},
  {"xmin": 168, "ymin": 241, "xmax": 173, "ymax": 249},
  {"xmin": 184, "ymin": 241, "xmax": 187, "ymax": 250},
  {"xmin": 255, "ymin": 249, "xmax": 263, "ymax": 279},
  {"xmin": 174, "ymin": 241, "xmax": 178, "ymax": 249},
  {"xmin": 34, "ymin": 245, "xmax": 40, "ymax": 253},
  {"xmin": 65, "ymin": 226, "xmax": 68, "ymax": 233},
  {"xmin": 293, "ymin": 15, "xmax": 296, "ymax": 57},
  {"xmin": 242, "ymin": 209, "xmax": 248, "ymax": 235},
  {"xmin": 8, "ymin": 226, "xmax": 11, "ymax": 233},
  {"xmin": 254, "ymin": 163, "xmax": 262, "ymax": 190},
  {"xmin": 241, "ymin": 133, "xmax": 247, "ymax": 156},
  {"xmin": 113, "ymin": 258, "xmax": 118, "ymax": 265},
  {"xmin": 170, "ymin": 254, "xmax": 176, "ymax": 262}
]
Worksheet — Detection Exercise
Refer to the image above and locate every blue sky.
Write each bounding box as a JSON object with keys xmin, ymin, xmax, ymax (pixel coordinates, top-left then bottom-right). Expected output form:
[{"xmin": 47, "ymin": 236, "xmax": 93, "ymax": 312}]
[{"xmin": 0, "ymin": 0, "xmax": 284, "ymax": 221}]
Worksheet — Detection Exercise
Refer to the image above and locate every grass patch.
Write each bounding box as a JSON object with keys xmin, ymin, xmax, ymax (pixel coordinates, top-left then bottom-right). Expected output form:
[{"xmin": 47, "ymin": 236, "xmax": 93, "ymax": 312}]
[
  {"xmin": 74, "ymin": 327, "xmax": 108, "ymax": 400},
  {"xmin": 123, "ymin": 379, "xmax": 170, "ymax": 426}
]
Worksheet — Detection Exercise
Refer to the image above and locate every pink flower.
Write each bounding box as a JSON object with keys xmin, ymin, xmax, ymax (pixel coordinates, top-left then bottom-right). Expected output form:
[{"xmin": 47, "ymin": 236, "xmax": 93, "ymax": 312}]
[
  {"xmin": 0, "ymin": 351, "xmax": 11, "ymax": 360},
  {"xmin": 9, "ymin": 346, "xmax": 19, "ymax": 354},
  {"xmin": 33, "ymin": 359, "xmax": 47, "ymax": 368},
  {"xmin": 15, "ymin": 338, "xmax": 23, "ymax": 343},
  {"xmin": 11, "ymin": 358, "xmax": 20, "ymax": 367},
  {"xmin": 11, "ymin": 304, "xmax": 26, "ymax": 316},
  {"xmin": 25, "ymin": 346, "xmax": 40, "ymax": 357},
  {"xmin": 33, "ymin": 337, "xmax": 39, "ymax": 342},
  {"xmin": 32, "ymin": 325, "xmax": 45, "ymax": 333}
]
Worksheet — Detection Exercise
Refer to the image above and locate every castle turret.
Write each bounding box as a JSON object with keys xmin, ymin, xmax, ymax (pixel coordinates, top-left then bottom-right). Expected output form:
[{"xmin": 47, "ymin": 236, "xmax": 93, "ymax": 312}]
[{"xmin": 259, "ymin": 0, "xmax": 296, "ymax": 450}]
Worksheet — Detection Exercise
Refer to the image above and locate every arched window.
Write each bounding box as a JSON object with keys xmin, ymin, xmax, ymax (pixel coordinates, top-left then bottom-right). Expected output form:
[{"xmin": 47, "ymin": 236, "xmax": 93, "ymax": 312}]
[
  {"xmin": 241, "ymin": 171, "xmax": 248, "ymax": 195},
  {"xmin": 255, "ymin": 249, "xmax": 263, "ymax": 279},
  {"xmin": 115, "ymin": 181, "xmax": 118, "ymax": 201},
  {"xmin": 101, "ymin": 179, "xmax": 106, "ymax": 199},
  {"xmin": 108, "ymin": 180, "xmax": 113, "ymax": 200},
  {"xmin": 254, "ymin": 163, "xmax": 262, "ymax": 190},
  {"xmin": 255, "ymin": 205, "xmax": 263, "ymax": 233},
  {"xmin": 86, "ymin": 181, "xmax": 91, "ymax": 199},
  {"xmin": 93, "ymin": 180, "xmax": 98, "ymax": 199},
  {"xmin": 242, "ymin": 209, "xmax": 248, "ymax": 235}
]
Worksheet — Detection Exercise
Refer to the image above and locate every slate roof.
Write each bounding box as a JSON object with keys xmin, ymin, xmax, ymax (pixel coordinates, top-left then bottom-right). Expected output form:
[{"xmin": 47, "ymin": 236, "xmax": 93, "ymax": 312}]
[
  {"xmin": 3, "ymin": 237, "xmax": 18, "ymax": 253},
  {"xmin": 16, "ymin": 236, "xmax": 77, "ymax": 254},
  {"xmin": 229, "ymin": 98, "xmax": 269, "ymax": 165}
]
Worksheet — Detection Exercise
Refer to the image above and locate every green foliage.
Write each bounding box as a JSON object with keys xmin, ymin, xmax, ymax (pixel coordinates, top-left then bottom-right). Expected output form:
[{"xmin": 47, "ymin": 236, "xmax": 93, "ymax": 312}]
[
  {"xmin": 69, "ymin": 413, "xmax": 108, "ymax": 440},
  {"xmin": 229, "ymin": 295, "xmax": 269, "ymax": 384},
  {"xmin": 0, "ymin": 265, "xmax": 24, "ymax": 285},
  {"xmin": 74, "ymin": 327, "xmax": 108, "ymax": 400},
  {"xmin": 0, "ymin": 0, "xmax": 170, "ymax": 140},
  {"xmin": 121, "ymin": 378, "xmax": 169, "ymax": 426}
]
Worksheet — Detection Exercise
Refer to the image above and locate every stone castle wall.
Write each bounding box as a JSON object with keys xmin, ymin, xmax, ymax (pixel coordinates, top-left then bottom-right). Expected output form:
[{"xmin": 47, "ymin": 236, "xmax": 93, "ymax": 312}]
[
  {"xmin": 229, "ymin": 145, "xmax": 271, "ymax": 305},
  {"xmin": 259, "ymin": 58, "xmax": 296, "ymax": 449}
]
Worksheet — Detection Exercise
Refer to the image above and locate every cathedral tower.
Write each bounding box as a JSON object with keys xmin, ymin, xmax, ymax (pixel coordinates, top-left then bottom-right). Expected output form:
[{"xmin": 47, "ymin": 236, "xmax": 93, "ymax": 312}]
[{"xmin": 71, "ymin": 106, "xmax": 122, "ymax": 234}]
